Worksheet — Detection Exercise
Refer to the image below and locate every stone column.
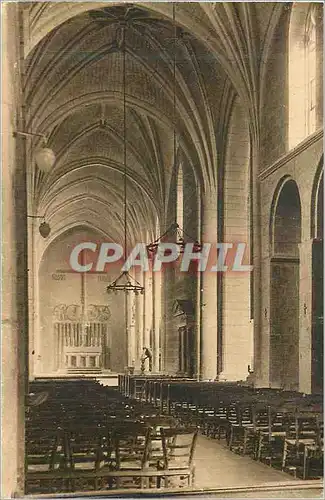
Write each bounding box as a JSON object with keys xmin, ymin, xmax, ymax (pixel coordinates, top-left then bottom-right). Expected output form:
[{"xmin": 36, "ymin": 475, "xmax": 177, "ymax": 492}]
[
  {"xmin": 160, "ymin": 271, "xmax": 166, "ymax": 373},
  {"xmin": 1, "ymin": 3, "xmax": 27, "ymax": 496},
  {"xmin": 162, "ymin": 175, "xmax": 178, "ymax": 374},
  {"xmin": 200, "ymin": 187, "xmax": 218, "ymax": 381},
  {"xmin": 127, "ymin": 290, "xmax": 136, "ymax": 368},
  {"xmin": 135, "ymin": 270, "xmax": 144, "ymax": 370},
  {"xmin": 258, "ymin": 253, "xmax": 271, "ymax": 387},
  {"xmin": 152, "ymin": 268, "xmax": 161, "ymax": 372},
  {"xmin": 28, "ymin": 218, "xmax": 35, "ymax": 378},
  {"xmin": 251, "ymin": 143, "xmax": 263, "ymax": 388},
  {"xmin": 194, "ymin": 184, "xmax": 202, "ymax": 380},
  {"xmin": 299, "ymin": 239, "xmax": 314, "ymax": 394},
  {"xmin": 29, "ymin": 221, "xmax": 43, "ymax": 376},
  {"xmin": 163, "ymin": 265, "xmax": 178, "ymax": 373},
  {"xmin": 123, "ymin": 292, "xmax": 128, "ymax": 370},
  {"xmin": 141, "ymin": 270, "xmax": 146, "ymax": 358},
  {"xmin": 33, "ymin": 247, "xmax": 42, "ymax": 375},
  {"xmin": 144, "ymin": 268, "xmax": 153, "ymax": 371}
]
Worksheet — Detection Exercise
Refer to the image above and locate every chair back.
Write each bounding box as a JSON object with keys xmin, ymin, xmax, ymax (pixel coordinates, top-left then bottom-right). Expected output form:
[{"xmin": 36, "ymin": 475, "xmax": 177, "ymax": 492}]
[
  {"xmin": 314, "ymin": 414, "xmax": 324, "ymax": 448},
  {"xmin": 66, "ymin": 427, "xmax": 108, "ymax": 471},
  {"xmin": 160, "ymin": 426, "xmax": 198, "ymax": 470},
  {"xmin": 251, "ymin": 404, "xmax": 270, "ymax": 432},
  {"xmin": 113, "ymin": 425, "xmax": 152, "ymax": 470},
  {"xmin": 26, "ymin": 428, "xmax": 66, "ymax": 472},
  {"xmin": 295, "ymin": 412, "xmax": 319, "ymax": 444}
]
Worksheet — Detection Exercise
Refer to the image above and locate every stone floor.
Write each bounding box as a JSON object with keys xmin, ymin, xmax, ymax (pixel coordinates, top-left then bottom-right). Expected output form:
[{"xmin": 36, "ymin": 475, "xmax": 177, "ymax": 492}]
[{"xmin": 194, "ymin": 435, "xmax": 302, "ymax": 489}]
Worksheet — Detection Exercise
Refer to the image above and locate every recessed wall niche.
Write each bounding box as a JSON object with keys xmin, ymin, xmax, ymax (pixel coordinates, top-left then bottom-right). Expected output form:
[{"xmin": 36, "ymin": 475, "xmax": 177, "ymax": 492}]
[{"xmin": 37, "ymin": 226, "xmax": 126, "ymax": 375}]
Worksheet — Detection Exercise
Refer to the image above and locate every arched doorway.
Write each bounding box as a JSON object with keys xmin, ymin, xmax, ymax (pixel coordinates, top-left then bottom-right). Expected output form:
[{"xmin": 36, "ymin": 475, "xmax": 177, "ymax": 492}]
[{"xmin": 270, "ymin": 179, "xmax": 301, "ymax": 390}]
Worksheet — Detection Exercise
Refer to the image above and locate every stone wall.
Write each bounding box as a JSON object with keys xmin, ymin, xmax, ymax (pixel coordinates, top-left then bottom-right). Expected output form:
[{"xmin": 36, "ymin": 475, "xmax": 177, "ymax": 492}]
[
  {"xmin": 257, "ymin": 132, "xmax": 323, "ymax": 391},
  {"xmin": 219, "ymin": 97, "xmax": 252, "ymax": 381},
  {"xmin": 1, "ymin": 4, "xmax": 26, "ymax": 497}
]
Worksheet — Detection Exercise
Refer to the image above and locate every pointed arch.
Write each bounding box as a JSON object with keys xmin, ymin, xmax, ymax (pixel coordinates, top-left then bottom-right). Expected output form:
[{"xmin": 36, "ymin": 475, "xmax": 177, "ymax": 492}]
[{"xmin": 270, "ymin": 177, "xmax": 302, "ymax": 257}]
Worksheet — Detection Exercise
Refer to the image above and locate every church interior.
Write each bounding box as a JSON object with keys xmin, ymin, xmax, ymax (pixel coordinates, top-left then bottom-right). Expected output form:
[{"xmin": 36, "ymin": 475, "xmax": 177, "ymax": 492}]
[{"xmin": 1, "ymin": 2, "xmax": 324, "ymax": 498}]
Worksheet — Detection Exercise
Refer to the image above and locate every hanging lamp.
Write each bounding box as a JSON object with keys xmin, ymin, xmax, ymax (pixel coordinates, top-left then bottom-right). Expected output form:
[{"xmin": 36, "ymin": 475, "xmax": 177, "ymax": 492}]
[
  {"xmin": 27, "ymin": 214, "xmax": 51, "ymax": 238},
  {"xmin": 146, "ymin": 222, "xmax": 202, "ymax": 256},
  {"xmin": 14, "ymin": 131, "xmax": 56, "ymax": 173},
  {"xmin": 146, "ymin": 3, "xmax": 202, "ymax": 258},
  {"xmin": 106, "ymin": 21, "xmax": 144, "ymax": 296}
]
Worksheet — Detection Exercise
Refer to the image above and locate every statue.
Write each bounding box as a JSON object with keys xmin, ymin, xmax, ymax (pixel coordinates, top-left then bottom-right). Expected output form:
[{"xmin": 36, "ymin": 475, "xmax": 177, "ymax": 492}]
[{"xmin": 140, "ymin": 347, "xmax": 152, "ymax": 373}]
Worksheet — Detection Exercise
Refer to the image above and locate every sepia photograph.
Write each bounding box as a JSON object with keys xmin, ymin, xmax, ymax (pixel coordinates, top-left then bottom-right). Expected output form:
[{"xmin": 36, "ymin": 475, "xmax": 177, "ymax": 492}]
[{"xmin": 1, "ymin": 1, "xmax": 324, "ymax": 498}]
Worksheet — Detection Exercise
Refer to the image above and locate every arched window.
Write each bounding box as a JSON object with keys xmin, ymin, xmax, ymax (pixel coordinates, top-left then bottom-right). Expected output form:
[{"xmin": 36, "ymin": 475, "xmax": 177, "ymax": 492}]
[
  {"xmin": 305, "ymin": 6, "xmax": 317, "ymax": 136},
  {"xmin": 288, "ymin": 3, "xmax": 320, "ymax": 149},
  {"xmin": 176, "ymin": 163, "xmax": 183, "ymax": 229}
]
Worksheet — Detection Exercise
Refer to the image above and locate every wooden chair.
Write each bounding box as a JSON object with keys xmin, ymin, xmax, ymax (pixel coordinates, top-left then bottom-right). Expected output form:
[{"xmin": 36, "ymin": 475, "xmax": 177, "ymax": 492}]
[
  {"xmin": 254, "ymin": 406, "xmax": 287, "ymax": 465},
  {"xmin": 302, "ymin": 415, "xmax": 323, "ymax": 479},
  {"xmin": 25, "ymin": 429, "xmax": 69, "ymax": 493},
  {"xmin": 282, "ymin": 412, "xmax": 322, "ymax": 477},
  {"xmin": 26, "ymin": 429, "xmax": 66, "ymax": 473},
  {"xmin": 157, "ymin": 427, "xmax": 198, "ymax": 488},
  {"xmin": 212, "ymin": 400, "xmax": 238, "ymax": 442},
  {"xmin": 228, "ymin": 402, "xmax": 254, "ymax": 455},
  {"xmin": 228, "ymin": 400, "xmax": 287, "ymax": 459},
  {"xmin": 107, "ymin": 425, "xmax": 153, "ymax": 488},
  {"xmin": 65, "ymin": 427, "xmax": 109, "ymax": 467},
  {"xmin": 26, "ymin": 426, "xmax": 154, "ymax": 492},
  {"xmin": 60, "ymin": 426, "xmax": 110, "ymax": 491},
  {"xmin": 142, "ymin": 416, "xmax": 178, "ymax": 471}
]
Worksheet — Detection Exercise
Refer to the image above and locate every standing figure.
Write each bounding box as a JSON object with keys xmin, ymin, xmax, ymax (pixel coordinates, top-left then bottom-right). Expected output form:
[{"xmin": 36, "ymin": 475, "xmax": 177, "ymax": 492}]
[{"xmin": 140, "ymin": 347, "xmax": 153, "ymax": 373}]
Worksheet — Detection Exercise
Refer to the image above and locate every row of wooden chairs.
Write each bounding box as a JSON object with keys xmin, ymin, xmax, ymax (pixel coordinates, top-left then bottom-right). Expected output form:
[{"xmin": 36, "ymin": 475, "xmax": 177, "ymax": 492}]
[
  {"xmin": 124, "ymin": 376, "xmax": 323, "ymax": 480},
  {"xmin": 26, "ymin": 424, "xmax": 198, "ymax": 492},
  {"xmin": 26, "ymin": 380, "xmax": 199, "ymax": 493}
]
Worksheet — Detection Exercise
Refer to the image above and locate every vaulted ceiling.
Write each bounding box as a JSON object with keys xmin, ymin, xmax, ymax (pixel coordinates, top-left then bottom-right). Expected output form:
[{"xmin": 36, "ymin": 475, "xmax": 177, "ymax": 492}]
[{"xmin": 23, "ymin": 2, "xmax": 285, "ymax": 251}]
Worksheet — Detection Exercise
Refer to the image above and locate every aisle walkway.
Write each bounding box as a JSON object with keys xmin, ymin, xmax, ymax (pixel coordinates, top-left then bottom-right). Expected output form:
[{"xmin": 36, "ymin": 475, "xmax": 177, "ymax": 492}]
[{"xmin": 194, "ymin": 435, "xmax": 301, "ymax": 489}]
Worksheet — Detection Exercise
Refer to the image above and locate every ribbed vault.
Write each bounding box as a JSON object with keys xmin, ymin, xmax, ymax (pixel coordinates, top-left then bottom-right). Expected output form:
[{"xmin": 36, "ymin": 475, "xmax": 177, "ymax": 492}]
[{"xmin": 24, "ymin": 2, "xmax": 287, "ymax": 253}]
